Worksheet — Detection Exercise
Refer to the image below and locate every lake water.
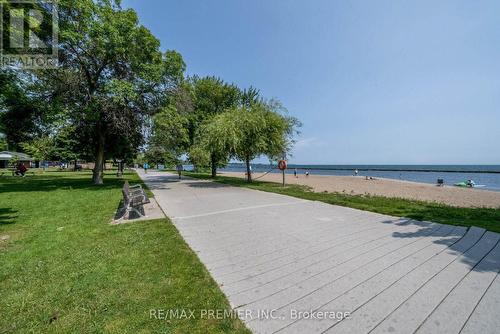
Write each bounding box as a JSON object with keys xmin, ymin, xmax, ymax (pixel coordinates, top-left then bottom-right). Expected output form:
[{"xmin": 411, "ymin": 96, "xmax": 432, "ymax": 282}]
[{"xmin": 220, "ymin": 164, "xmax": 500, "ymax": 192}]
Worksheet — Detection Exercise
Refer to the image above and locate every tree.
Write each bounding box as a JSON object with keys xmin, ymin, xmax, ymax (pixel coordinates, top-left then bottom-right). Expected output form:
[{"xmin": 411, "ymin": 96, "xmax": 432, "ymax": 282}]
[
  {"xmin": 193, "ymin": 112, "xmax": 239, "ymax": 176},
  {"xmin": 8, "ymin": 154, "xmax": 20, "ymax": 168},
  {"xmin": 50, "ymin": 125, "xmax": 83, "ymax": 168},
  {"xmin": 232, "ymin": 100, "xmax": 300, "ymax": 182},
  {"xmin": 21, "ymin": 136, "xmax": 54, "ymax": 169},
  {"xmin": 39, "ymin": 0, "xmax": 185, "ymax": 184},
  {"xmin": 0, "ymin": 70, "xmax": 45, "ymax": 151},
  {"xmin": 189, "ymin": 76, "xmax": 240, "ymax": 176},
  {"xmin": 146, "ymin": 106, "xmax": 190, "ymax": 165},
  {"xmin": 187, "ymin": 145, "xmax": 210, "ymax": 171},
  {"xmin": 197, "ymin": 99, "xmax": 300, "ymax": 182}
]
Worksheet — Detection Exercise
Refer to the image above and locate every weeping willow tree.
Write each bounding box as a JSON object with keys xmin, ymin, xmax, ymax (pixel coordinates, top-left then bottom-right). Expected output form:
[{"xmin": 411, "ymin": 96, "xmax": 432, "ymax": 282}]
[{"xmin": 195, "ymin": 99, "xmax": 300, "ymax": 182}]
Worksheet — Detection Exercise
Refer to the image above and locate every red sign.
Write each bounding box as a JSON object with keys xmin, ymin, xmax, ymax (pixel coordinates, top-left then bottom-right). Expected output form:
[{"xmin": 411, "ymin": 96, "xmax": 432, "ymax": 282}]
[{"xmin": 278, "ymin": 160, "xmax": 287, "ymax": 171}]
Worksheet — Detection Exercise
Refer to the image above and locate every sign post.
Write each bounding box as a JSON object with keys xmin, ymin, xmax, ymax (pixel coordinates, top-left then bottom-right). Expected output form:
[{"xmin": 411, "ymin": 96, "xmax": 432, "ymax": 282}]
[{"xmin": 278, "ymin": 159, "xmax": 287, "ymax": 187}]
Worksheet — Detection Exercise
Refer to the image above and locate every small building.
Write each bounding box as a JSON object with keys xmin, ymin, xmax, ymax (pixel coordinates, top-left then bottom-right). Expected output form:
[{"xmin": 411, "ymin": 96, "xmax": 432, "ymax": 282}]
[{"xmin": 0, "ymin": 151, "xmax": 33, "ymax": 169}]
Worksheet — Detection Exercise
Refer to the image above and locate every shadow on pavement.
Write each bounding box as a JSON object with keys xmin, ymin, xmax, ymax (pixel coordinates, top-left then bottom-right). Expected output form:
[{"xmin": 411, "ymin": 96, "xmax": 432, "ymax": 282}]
[{"xmin": 390, "ymin": 220, "xmax": 499, "ymax": 273}]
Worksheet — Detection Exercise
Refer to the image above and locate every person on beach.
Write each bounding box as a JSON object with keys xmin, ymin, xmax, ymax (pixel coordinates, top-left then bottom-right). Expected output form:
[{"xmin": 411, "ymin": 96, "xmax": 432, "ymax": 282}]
[
  {"xmin": 305, "ymin": 171, "xmax": 309, "ymax": 177},
  {"xmin": 354, "ymin": 169, "xmax": 358, "ymax": 176},
  {"xmin": 294, "ymin": 168, "xmax": 297, "ymax": 178}
]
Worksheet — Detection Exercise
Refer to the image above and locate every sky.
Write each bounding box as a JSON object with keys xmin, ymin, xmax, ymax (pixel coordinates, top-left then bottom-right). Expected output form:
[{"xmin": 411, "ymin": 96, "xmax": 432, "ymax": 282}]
[{"xmin": 123, "ymin": 0, "xmax": 500, "ymax": 165}]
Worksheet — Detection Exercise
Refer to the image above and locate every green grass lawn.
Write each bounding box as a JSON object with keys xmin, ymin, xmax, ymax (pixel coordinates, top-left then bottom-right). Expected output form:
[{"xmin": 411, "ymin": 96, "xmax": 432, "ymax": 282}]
[
  {"xmin": 185, "ymin": 172, "xmax": 500, "ymax": 233},
  {"xmin": 0, "ymin": 171, "xmax": 250, "ymax": 334}
]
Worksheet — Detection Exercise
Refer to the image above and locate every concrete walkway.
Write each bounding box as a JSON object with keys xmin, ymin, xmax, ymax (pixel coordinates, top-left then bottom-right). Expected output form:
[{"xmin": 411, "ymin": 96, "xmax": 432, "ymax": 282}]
[{"xmin": 138, "ymin": 170, "xmax": 500, "ymax": 334}]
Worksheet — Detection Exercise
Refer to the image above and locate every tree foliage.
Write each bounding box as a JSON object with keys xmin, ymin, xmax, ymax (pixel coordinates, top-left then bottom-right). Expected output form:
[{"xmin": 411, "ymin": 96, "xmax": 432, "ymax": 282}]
[
  {"xmin": 20, "ymin": 136, "xmax": 53, "ymax": 163},
  {"xmin": 36, "ymin": 0, "xmax": 185, "ymax": 183},
  {"xmin": 50, "ymin": 125, "xmax": 82, "ymax": 162},
  {"xmin": 188, "ymin": 76, "xmax": 241, "ymax": 176},
  {"xmin": 0, "ymin": 70, "xmax": 47, "ymax": 151},
  {"xmin": 0, "ymin": 132, "xmax": 8, "ymax": 151},
  {"xmin": 145, "ymin": 106, "xmax": 190, "ymax": 165},
  {"xmin": 195, "ymin": 99, "xmax": 300, "ymax": 182},
  {"xmin": 192, "ymin": 112, "xmax": 238, "ymax": 174}
]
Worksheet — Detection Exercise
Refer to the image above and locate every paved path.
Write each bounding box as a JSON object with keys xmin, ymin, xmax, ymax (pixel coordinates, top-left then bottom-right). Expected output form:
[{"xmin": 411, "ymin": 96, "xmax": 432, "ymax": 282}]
[{"xmin": 138, "ymin": 170, "xmax": 500, "ymax": 334}]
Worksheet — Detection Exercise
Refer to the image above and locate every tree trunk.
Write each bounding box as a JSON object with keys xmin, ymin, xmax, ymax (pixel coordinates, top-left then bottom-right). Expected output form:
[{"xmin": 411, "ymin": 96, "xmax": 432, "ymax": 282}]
[
  {"xmin": 245, "ymin": 157, "xmax": 252, "ymax": 183},
  {"xmin": 73, "ymin": 159, "xmax": 77, "ymax": 171},
  {"xmin": 210, "ymin": 154, "xmax": 217, "ymax": 178},
  {"xmin": 92, "ymin": 133, "xmax": 105, "ymax": 185}
]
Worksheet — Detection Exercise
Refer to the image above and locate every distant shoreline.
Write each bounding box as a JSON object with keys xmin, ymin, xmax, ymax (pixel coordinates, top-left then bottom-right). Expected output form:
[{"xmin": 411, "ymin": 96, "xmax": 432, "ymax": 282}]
[
  {"xmin": 290, "ymin": 167, "xmax": 500, "ymax": 174},
  {"xmin": 224, "ymin": 163, "xmax": 500, "ymax": 174}
]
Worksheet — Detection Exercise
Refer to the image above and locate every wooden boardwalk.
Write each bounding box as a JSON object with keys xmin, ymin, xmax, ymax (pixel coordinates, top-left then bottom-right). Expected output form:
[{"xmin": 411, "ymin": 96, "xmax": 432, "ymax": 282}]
[{"xmin": 139, "ymin": 171, "xmax": 500, "ymax": 334}]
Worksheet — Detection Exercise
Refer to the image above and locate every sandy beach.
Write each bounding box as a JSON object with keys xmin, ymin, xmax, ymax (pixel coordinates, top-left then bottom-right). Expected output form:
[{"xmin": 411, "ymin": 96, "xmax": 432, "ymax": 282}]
[{"xmin": 221, "ymin": 171, "xmax": 500, "ymax": 208}]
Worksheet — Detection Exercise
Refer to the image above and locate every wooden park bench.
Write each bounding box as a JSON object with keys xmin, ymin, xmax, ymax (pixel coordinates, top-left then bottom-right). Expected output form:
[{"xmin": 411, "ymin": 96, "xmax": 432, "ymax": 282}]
[{"xmin": 121, "ymin": 181, "xmax": 150, "ymax": 219}]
